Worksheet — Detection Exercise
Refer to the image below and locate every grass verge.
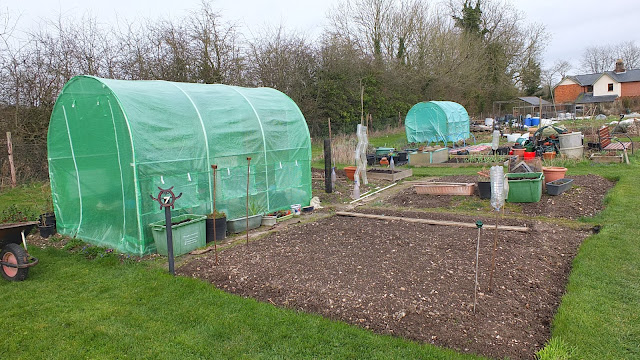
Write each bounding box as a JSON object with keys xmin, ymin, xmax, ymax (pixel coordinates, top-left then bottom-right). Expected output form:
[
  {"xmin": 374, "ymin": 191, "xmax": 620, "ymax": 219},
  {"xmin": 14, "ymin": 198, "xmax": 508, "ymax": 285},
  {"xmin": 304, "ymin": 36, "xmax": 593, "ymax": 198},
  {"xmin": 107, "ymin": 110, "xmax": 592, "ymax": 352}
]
[{"xmin": 0, "ymin": 246, "xmax": 483, "ymax": 359}]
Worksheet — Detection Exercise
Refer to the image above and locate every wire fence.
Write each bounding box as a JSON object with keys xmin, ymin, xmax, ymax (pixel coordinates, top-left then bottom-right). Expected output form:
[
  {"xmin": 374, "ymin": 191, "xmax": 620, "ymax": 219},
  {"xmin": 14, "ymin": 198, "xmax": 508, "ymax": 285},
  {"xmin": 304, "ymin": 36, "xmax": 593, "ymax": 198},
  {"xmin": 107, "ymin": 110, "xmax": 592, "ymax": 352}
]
[{"xmin": 0, "ymin": 140, "xmax": 49, "ymax": 188}]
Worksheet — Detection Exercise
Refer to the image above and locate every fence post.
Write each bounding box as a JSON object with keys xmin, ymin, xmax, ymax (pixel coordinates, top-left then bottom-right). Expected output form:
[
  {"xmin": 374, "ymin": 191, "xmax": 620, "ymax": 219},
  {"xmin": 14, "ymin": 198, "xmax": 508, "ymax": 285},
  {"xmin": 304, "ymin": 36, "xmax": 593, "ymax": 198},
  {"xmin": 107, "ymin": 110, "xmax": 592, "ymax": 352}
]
[
  {"xmin": 324, "ymin": 139, "xmax": 332, "ymax": 193},
  {"xmin": 6, "ymin": 132, "xmax": 16, "ymax": 188}
]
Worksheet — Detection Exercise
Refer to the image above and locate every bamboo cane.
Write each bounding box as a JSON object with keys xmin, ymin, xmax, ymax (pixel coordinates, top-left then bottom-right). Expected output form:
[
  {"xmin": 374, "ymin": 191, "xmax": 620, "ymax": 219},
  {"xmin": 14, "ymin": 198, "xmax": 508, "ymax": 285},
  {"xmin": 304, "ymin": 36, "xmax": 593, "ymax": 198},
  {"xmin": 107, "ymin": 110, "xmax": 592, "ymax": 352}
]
[
  {"xmin": 474, "ymin": 221, "xmax": 483, "ymax": 313},
  {"xmin": 211, "ymin": 164, "xmax": 218, "ymax": 265},
  {"xmin": 247, "ymin": 157, "xmax": 251, "ymax": 245},
  {"xmin": 246, "ymin": 157, "xmax": 251, "ymax": 246},
  {"xmin": 488, "ymin": 208, "xmax": 501, "ymax": 292}
]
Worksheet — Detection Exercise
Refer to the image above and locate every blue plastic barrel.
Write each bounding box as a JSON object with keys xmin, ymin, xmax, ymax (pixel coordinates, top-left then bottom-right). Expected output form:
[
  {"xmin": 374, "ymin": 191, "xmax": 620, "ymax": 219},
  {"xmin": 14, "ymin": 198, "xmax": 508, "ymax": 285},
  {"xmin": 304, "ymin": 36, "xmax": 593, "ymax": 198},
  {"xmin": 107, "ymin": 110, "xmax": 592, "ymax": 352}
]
[
  {"xmin": 524, "ymin": 118, "xmax": 532, "ymax": 126},
  {"xmin": 531, "ymin": 117, "xmax": 540, "ymax": 126}
]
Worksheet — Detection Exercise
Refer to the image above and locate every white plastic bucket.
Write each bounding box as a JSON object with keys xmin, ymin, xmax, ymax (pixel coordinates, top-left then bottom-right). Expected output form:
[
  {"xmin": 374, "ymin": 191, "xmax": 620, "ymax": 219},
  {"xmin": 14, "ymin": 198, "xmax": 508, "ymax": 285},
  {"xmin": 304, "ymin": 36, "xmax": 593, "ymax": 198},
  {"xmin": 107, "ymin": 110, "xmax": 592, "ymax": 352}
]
[
  {"xmin": 485, "ymin": 118, "xmax": 494, "ymax": 126},
  {"xmin": 558, "ymin": 132, "xmax": 583, "ymax": 159},
  {"xmin": 505, "ymin": 133, "xmax": 521, "ymax": 142},
  {"xmin": 291, "ymin": 204, "xmax": 301, "ymax": 217}
]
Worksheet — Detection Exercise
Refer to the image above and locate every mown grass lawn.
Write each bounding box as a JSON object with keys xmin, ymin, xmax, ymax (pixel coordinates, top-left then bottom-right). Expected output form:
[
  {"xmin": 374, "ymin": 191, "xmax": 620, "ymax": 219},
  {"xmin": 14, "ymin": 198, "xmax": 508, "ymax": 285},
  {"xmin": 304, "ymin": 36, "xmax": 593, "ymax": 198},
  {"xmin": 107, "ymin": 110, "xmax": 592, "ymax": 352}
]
[
  {"xmin": 2, "ymin": 126, "xmax": 639, "ymax": 359},
  {"xmin": 0, "ymin": 247, "xmax": 482, "ymax": 359}
]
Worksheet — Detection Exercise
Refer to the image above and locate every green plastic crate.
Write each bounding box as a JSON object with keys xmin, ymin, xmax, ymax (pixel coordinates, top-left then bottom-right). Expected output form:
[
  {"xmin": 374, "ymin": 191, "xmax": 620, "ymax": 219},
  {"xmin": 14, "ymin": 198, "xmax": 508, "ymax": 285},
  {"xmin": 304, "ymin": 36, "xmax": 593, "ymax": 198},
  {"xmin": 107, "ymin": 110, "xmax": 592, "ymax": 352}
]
[
  {"xmin": 150, "ymin": 214, "xmax": 206, "ymax": 256},
  {"xmin": 506, "ymin": 172, "xmax": 544, "ymax": 203}
]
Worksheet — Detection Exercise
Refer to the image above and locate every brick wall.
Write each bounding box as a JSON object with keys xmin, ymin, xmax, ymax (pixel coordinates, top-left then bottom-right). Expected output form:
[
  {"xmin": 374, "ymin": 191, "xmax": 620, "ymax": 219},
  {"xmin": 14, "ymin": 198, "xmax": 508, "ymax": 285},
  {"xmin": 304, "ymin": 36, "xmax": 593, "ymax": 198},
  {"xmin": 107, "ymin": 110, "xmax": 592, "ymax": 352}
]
[
  {"xmin": 621, "ymin": 82, "xmax": 640, "ymax": 97},
  {"xmin": 554, "ymin": 84, "xmax": 583, "ymax": 103}
]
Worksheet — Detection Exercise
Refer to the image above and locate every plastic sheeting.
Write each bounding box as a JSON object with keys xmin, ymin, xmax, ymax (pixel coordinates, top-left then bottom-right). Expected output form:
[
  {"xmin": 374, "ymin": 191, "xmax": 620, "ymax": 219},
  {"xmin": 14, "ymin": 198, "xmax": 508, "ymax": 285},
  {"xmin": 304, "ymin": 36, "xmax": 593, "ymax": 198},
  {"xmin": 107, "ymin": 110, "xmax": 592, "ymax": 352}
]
[
  {"xmin": 48, "ymin": 76, "xmax": 312, "ymax": 255},
  {"xmin": 405, "ymin": 101, "xmax": 470, "ymax": 145}
]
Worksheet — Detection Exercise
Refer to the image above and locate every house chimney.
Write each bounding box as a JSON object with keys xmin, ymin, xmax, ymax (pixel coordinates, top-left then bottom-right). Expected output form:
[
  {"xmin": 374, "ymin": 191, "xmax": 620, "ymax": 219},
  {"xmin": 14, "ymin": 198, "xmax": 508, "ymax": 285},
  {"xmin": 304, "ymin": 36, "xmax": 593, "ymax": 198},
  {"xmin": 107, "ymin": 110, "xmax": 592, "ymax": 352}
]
[{"xmin": 615, "ymin": 59, "xmax": 625, "ymax": 73}]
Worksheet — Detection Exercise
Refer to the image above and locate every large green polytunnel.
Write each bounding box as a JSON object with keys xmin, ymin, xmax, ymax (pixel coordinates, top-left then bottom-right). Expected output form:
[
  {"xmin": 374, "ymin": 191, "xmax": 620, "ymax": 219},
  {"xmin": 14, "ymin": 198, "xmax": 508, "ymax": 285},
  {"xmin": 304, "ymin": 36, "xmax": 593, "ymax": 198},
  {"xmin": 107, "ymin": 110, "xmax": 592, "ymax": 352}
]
[
  {"xmin": 48, "ymin": 76, "xmax": 312, "ymax": 255},
  {"xmin": 405, "ymin": 101, "xmax": 470, "ymax": 145}
]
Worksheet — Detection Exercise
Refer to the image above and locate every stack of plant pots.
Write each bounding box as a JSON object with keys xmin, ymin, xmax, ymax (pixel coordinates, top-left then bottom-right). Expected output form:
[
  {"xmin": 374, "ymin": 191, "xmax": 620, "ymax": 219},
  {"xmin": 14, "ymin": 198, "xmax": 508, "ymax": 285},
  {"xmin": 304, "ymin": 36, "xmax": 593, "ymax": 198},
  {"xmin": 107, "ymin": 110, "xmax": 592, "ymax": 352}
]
[{"xmin": 38, "ymin": 212, "xmax": 56, "ymax": 238}]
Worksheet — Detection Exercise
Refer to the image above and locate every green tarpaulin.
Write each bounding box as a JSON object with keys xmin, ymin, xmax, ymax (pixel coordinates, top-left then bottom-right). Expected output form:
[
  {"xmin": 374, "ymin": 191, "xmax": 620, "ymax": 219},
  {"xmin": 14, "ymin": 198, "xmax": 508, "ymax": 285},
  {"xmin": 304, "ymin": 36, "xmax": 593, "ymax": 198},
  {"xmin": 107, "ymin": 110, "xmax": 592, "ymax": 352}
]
[
  {"xmin": 48, "ymin": 76, "xmax": 312, "ymax": 255},
  {"xmin": 405, "ymin": 101, "xmax": 470, "ymax": 145}
]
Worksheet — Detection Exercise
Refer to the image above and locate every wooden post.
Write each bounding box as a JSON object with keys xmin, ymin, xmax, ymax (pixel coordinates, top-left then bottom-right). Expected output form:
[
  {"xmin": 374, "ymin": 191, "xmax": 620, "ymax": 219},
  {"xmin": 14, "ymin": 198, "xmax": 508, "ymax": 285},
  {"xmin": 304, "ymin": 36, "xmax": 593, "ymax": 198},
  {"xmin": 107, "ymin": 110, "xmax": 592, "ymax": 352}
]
[
  {"xmin": 328, "ymin": 118, "xmax": 334, "ymax": 168},
  {"xmin": 360, "ymin": 82, "xmax": 364, "ymax": 125},
  {"xmin": 7, "ymin": 132, "xmax": 16, "ymax": 188},
  {"xmin": 539, "ymin": 96, "xmax": 542, "ymax": 119},
  {"xmin": 324, "ymin": 139, "xmax": 332, "ymax": 193}
]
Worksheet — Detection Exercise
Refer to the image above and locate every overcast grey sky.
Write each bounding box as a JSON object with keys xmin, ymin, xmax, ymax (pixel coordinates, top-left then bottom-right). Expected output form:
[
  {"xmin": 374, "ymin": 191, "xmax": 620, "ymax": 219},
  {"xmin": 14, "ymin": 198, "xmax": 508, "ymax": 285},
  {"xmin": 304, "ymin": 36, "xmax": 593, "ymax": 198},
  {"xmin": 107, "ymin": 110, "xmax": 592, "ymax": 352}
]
[{"xmin": 7, "ymin": 0, "xmax": 640, "ymax": 73}]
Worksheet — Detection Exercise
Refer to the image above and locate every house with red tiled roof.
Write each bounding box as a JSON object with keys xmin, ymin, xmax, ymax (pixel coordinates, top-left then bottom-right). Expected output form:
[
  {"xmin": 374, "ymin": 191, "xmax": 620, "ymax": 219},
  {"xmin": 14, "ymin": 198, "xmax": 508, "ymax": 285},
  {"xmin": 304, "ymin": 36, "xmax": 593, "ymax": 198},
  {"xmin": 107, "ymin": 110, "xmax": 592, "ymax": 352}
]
[{"xmin": 554, "ymin": 60, "xmax": 640, "ymax": 105}]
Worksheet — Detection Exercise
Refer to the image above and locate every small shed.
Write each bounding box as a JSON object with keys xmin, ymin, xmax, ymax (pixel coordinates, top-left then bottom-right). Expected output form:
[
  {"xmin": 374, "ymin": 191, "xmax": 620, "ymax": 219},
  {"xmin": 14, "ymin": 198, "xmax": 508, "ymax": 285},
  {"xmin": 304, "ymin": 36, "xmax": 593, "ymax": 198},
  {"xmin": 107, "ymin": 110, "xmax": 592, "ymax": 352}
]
[
  {"xmin": 48, "ymin": 76, "xmax": 312, "ymax": 255},
  {"xmin": 405, "ymin": 101, "xmax": 470, "ymax": 145}
]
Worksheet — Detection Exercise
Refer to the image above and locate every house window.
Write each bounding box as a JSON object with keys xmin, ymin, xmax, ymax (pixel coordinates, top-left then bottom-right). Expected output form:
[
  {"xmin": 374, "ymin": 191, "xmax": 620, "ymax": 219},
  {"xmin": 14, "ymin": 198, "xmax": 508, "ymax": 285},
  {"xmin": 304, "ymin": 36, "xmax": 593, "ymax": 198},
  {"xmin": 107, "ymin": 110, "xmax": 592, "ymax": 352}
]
[
  {"xmin": 608, "ymin": 83, "xmax": 614, "ymax": 91},
  {"xmin": 586, "ymin": 85, "xmax": 593, "ymax": 93}
]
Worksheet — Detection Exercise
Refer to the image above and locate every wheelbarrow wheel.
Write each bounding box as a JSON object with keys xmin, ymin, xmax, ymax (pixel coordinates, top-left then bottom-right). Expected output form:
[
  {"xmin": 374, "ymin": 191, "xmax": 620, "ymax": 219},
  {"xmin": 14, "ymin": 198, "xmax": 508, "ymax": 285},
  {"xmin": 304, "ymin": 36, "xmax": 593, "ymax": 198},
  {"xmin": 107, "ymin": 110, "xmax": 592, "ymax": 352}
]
[{"xmin": 1, "ymin": 243, "xmax": 29, "ymax": 281}]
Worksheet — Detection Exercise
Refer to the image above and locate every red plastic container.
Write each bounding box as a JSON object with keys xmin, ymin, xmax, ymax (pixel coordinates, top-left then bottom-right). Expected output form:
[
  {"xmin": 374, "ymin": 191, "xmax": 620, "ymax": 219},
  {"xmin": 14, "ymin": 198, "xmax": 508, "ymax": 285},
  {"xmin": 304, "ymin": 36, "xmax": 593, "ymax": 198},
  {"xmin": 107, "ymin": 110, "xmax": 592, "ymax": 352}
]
[{"xmin": 523, "ymin": 151, "xmax": 535, "ymax": 160}]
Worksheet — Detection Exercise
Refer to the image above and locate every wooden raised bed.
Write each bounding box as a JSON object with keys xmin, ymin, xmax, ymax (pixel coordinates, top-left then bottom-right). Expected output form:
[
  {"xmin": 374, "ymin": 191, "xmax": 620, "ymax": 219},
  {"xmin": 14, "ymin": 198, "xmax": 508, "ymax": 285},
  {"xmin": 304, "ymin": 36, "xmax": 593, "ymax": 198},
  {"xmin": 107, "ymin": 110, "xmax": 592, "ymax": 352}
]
[
  {"xmin": 366, "ymin": 167, "xmax": 413, "ymax": 181},
  {"xmin": 413, "ymin": 182, "xmax": 476, "ymax": 195},
  {"xmin": 589, "ymin": 154, "xmax": 623, "ymax": 163}
]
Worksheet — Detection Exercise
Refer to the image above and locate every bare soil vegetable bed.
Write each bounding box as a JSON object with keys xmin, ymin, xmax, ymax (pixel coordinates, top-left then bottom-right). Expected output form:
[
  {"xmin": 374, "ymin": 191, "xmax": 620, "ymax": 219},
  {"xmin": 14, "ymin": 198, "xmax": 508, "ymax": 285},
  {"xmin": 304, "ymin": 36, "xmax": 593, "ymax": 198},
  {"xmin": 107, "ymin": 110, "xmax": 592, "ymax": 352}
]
[
  {"xmin": 388, "ymin": 174, "xmax": 614, "ymax": 219},
  {"xmin": 178, "ymin": 210, "xmax": 589, "ymax": 359},
  {"xmin": 311, "ymin": 168, "xmax": 387, "ymax": 204}
]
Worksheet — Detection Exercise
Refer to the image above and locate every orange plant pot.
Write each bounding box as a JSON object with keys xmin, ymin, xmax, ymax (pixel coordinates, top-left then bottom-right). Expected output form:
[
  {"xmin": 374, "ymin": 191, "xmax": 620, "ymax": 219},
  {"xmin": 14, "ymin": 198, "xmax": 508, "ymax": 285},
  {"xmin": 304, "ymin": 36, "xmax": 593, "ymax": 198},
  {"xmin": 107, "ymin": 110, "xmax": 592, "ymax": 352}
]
[
  {"xmin": 344, "ymin": 166, "xmax": 357, "ymax": 181},
  {"xmin": 542, "ymin": 166, "xmax": 567, "ymax": 183},
  {"xmin": 512, "ymin": 148, "xmax": 525, "ymax": 157},
  {"xmin": 543, "ymin": 152, "xmax": 556, "ymax": 160}
]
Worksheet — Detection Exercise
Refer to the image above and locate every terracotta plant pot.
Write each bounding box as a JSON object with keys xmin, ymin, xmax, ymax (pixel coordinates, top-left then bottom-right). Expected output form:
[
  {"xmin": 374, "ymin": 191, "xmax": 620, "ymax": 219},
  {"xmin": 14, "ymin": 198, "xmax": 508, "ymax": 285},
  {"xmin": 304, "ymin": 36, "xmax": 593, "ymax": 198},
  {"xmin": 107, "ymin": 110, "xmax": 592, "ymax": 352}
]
[
  {"xmin": 344, "ymin": 166, "xmax": 357, "ymax": 181},
  {"xmin": 542, "ymin": 166, "xmax": 567, "ymax": 183},
  {"xmin": 543, "ymin": 152, "xmax": 556, "ymax": 160},
  {"xmin": 512, "ymin": 148, "xmax": 525, "ymax": 157}
]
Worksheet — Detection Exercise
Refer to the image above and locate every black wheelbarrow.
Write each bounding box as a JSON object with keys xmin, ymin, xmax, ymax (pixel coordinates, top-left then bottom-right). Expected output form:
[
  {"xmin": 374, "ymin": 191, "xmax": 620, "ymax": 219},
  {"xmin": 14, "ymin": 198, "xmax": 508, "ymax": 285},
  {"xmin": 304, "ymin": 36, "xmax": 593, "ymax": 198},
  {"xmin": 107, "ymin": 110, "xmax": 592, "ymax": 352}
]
[{"xmin": 0, "ymin": 222, "xmax": 39, "ymax": 281}]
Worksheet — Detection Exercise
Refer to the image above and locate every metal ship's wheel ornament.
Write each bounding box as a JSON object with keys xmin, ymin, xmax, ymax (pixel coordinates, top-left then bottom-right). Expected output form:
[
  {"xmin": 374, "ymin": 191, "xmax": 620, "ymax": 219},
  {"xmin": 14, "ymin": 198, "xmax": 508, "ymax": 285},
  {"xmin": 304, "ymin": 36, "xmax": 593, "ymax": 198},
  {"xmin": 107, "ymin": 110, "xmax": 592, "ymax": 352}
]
[{"xmin": 150, "ymin": 186, "xmax": 182, "ymax": 210}]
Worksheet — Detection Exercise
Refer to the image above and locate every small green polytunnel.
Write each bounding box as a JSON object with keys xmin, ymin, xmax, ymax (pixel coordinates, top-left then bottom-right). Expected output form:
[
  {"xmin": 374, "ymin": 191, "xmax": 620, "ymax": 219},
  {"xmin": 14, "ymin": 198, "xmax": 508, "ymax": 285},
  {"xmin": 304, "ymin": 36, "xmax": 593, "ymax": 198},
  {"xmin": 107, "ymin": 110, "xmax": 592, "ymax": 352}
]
[
  {"xmin": 47, "ymin": 76, "xmax": 312, "ymax": 255},
  {"xmin": 405, "ymin": 101, "xmax": 470, "ymax": 145}
]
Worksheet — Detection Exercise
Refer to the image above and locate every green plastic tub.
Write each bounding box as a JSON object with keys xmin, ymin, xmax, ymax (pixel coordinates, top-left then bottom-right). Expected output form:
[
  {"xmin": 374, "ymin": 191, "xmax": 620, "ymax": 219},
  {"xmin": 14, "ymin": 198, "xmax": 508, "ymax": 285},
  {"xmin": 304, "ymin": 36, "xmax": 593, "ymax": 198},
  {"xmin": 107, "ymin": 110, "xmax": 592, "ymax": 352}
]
[
  {"xmin": 375, "ymin": 147, "xmax": 395, "ymax": 156},
  {"xmin": 506, "ymin": 172, "xmax": 544, "ymax": 203},
  {"xmin": 151, "ymin": 214, "xmax": 206, "ymax": 256}
]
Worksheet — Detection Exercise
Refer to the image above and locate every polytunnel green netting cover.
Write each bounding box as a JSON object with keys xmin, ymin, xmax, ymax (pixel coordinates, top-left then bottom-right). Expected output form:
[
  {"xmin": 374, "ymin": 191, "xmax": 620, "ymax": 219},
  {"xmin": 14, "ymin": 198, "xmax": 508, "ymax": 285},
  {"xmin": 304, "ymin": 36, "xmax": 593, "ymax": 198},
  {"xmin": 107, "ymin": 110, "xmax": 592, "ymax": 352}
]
[
  {"xmin": 405, "ymin": 101, "xmax": 470, "ymax": 145},
  {"xmin": 48, "ymin": 76, "xmax": 312, "ymax": 255}
]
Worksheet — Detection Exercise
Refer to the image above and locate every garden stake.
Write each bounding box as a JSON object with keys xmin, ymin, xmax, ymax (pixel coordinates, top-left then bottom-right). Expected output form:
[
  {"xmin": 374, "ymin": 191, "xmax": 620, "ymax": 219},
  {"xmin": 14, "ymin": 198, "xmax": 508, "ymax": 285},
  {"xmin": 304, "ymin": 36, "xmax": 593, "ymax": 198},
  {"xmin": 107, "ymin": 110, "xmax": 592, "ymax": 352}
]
[
  {"xmin": 211, "ymin": 164, "xmax": 218, "ymax": 265},
  {"xmin": 324, "ymin": 139, "xmax": 332, "ymax": 193},
  {"xmin": 488, "ymin": 209, "xmax": 500, "ymax": 292},
  {"xmin": 150, "ymin": 186, "xmax": 182, "ymax": 276},
  {"xmin": 474, "ymin": 220, "xmax": 483, "ymax": 313},
  {"xmin": 246, "ymin": 157, "xmax": 251, "ymax": 246}
]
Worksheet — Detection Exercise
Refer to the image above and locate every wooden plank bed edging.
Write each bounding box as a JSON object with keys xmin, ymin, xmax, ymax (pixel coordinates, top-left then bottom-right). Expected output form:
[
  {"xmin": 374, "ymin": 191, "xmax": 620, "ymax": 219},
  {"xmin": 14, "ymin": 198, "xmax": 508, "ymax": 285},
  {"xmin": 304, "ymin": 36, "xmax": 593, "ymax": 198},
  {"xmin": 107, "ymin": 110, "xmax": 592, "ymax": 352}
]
[{"xmin": 335, "ymin": 211, "xmax": 529, "ymax": 233}]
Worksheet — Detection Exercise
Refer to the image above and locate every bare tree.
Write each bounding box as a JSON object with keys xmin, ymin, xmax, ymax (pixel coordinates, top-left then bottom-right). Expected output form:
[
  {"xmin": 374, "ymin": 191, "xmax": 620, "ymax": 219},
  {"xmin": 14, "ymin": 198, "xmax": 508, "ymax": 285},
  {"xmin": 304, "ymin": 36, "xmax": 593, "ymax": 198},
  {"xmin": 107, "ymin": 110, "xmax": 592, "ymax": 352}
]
[
  {"xmin": 617, "ymin": 41, "xmax": 640, "ymax": 70},
  {"xmin": 581, "ymin": 41, "xmax": 640, "ymax": 73},
  {"xmin": 581, "ymin": 45, "xmax": 615, "ymax": 73},
  {"xmin": 327, "ymin": 0, "xmax": 394, "ymax": 61},
  {"xmin": 542, "ymin": 60, "xmax": 572, "ymax": 98},
  {"xmin": 246, "ymin": 25, "xmax": 318, "ymax": 102},
  {"xmin": 188, "ymin": 1, "xmax": 244, "ymax": 84}
]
